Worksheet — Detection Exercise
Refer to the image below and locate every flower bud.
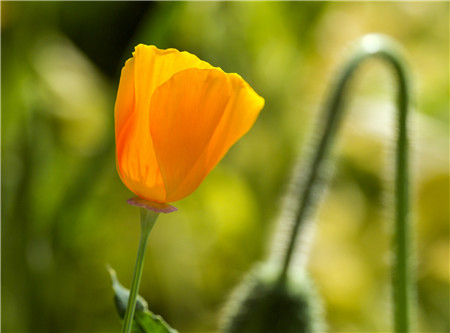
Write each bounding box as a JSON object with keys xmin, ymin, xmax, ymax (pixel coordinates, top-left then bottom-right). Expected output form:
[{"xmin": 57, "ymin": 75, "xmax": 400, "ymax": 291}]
[{"xmin": 221, "ymin": 262, "xmax": 325, "ymax": 333}]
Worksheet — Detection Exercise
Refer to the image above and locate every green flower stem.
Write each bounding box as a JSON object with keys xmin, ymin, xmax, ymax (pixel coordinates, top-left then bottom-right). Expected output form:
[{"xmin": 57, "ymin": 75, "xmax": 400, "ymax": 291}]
[
  {"xmin": 279, "ymin": 34, "xmax": 413, "ymax": 333},
  {"xmin": 122, "ymin": 208, "xmax": 159, "ymax": 333}
]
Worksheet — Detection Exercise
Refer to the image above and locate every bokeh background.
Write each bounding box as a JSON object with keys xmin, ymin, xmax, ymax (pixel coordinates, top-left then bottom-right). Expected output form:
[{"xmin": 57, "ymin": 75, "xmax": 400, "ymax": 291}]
[{"xmin": 2, "ymin": 2, "xmax": 448, "ymax": 332}]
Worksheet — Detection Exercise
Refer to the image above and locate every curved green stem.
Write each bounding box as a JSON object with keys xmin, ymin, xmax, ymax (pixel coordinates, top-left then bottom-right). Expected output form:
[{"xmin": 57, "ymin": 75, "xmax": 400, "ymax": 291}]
[
  {"xmin": 279, "ymin": 34, "xmax": 413, "ymax": 333},
  {"xmin": 122, "ymin": 208, "xmax": 159, "ymax": 333}
]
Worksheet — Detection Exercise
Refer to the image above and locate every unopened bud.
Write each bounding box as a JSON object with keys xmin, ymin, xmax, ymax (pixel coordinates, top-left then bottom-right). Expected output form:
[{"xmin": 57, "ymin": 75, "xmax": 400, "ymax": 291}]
[{"xmin": 221, "ymin": 262, "xmax": 325, "ymax": 333}]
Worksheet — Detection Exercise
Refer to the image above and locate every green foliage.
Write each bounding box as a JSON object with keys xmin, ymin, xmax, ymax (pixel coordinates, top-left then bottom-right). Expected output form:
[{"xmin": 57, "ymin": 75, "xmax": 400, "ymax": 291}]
[
  {"xmin": 133, "ymin": 312, "xmax": 177, "ymax": 333},
  {"xmin": 108, "ymin": 266, "xmax": 177, "ymax": 333}
]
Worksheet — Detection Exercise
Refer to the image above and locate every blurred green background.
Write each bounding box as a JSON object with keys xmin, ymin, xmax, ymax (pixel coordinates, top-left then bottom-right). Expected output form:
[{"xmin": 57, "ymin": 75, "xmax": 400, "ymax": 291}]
[{"xmin": 2, "ymin": 2, "xmax": 448, "ymax": 332}]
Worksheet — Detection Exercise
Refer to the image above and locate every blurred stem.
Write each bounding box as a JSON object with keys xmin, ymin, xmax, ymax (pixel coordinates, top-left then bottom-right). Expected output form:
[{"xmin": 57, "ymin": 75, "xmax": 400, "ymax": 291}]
[
  {"xmin": 279, "ymin": 34, "xmax": 413, "ymax": 333},
  {"xmin": 122, "ymin": 209, "xmax": 159, "ymax": 333}
]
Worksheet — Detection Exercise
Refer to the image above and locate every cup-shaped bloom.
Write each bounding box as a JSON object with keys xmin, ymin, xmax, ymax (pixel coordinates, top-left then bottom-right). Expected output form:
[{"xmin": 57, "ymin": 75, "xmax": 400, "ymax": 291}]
[{"xmin": 115, "ymin": 44, "xmax": 264, "ymax": 204}]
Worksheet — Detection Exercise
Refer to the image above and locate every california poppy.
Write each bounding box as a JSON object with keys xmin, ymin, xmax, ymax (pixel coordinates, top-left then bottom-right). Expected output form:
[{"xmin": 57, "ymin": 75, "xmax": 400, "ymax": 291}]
[{"xmin": 115, "ymin": 44, "xmax": 264, "ymax": 205}]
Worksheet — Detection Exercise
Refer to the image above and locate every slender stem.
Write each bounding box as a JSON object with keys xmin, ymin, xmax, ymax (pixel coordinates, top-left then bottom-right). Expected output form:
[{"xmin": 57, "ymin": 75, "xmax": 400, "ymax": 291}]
[
  {"xmin": 391, "ymin": 44, "xmax": 410, "ymax": 333},
  {"xmin": 279, "ymin": 34, "xmax": 412, "ymax": 333},
  {"xmin": 122, "ymin": 208, "xmax": 159, "ymax": 333}
]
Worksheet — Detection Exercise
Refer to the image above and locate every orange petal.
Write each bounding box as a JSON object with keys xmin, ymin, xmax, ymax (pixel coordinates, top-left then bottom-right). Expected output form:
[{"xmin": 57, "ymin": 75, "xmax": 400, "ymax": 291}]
[
  {"xmin": 115, "ymin": 45, "xmax": 215, "ymax": 202},
  {"xmin": 133, "ymin": 44, "xmax": 214, "ymax": 117},
  {"xmin": 114, "ymin": 58, "xmax": 135, "ymax": 141},
  {"xmin": 202, "ymin": 73, "xmax": 265, "ymax": 169},
  {"xmin": 149, "ymin": 68, "xmax": 264, "ymax": 202},
  {"xmin": 115, "ymin": 57, "xmax": 152, "ymax": 198}
]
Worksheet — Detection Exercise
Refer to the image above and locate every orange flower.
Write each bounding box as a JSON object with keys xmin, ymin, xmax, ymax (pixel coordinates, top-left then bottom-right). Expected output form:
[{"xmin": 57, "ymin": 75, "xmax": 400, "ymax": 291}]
[{"xmin": 115, "ymin": 44, "xmax": 264, "ymax": 205}]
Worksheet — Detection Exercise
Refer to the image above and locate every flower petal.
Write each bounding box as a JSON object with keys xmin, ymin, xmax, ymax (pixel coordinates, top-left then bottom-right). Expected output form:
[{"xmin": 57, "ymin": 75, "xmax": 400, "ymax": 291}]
[
  {"xmin": 114, "ymin": 58, "xmax": 135, "ymax": 141},
  {"xmin": 133, "ymin": 44, "xmax": 214, "ymax": 117},
  {"xmin": 202, "ymin": 73, "xmax": 265, "ymax": 170},
  {"xmin": 149, "ymin": 68, "xmax": 264, "ymax": 202},
  {"xmin": 115, "ymin": 57, "xmax": 160, "ymax": 199},
  {"xmin": 115, "ymin": 45, "xmax": 215, "ymax": 202}
]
